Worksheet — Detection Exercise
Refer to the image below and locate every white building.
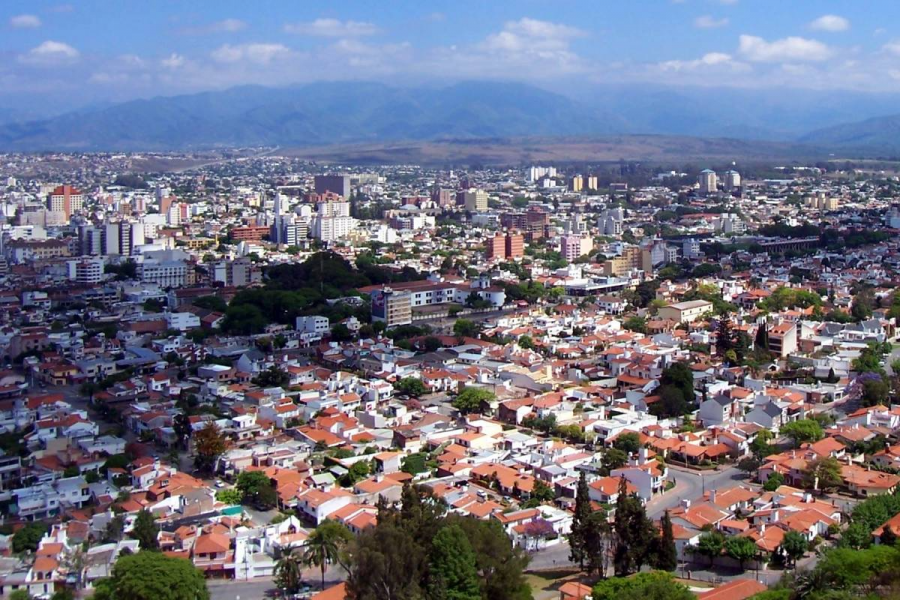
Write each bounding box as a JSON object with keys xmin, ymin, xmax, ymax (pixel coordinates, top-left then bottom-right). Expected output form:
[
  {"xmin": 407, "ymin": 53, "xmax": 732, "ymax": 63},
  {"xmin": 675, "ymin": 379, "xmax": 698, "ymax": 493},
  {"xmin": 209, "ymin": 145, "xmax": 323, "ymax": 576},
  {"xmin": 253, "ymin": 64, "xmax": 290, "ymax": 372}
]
[{"xmin": 699, "ymin": 169, "xmax": 717, "ymax": 195}]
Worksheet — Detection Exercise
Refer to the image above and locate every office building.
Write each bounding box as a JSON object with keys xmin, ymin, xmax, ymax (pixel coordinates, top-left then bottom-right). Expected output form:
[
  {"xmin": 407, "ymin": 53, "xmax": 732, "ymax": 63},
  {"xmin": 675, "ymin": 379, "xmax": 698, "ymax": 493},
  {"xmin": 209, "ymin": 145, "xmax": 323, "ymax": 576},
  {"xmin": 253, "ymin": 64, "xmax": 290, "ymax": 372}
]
[
  {"xmin": 66, "ymin": 258, "xmax": 104, "ymax": 284},
  {"xmin": 723, "ymin": 170, "xmax": 741, "ymax": 190},
  {"xmin": 585, "ymin": 175, "xmax": 598, "ymax": 191},
  {"xmin": 463, "ymin": 189, "xmax": 489, "ymax": 212},
  {"xmin": 699, "ymin": 169, "xmax": 717, "ymax": 195},
  {"xmin": 212, "ymin": 257, "xmax": 260, "ymax": 287},
  {"xmin": 431, "ymin": 188, "xmax": 455, "ymax": 208},
  {"xmin": 314, "ymin": 175, "xmax": 352, "ymax": 199},
  {"xmin": 370, "ymin": 287, "xmax": 412, "ymax": 328},
  {"xmin": 560, "ymin": 235, "xmax": 593, "ymax": 262},
  {"xmin": 485, "ymin": 232, "xmax": 523, "ymax": 260},
  {"xmin": 47, "ymin": 185, "xmax": 83, "ymax": 219},
  {"xmin": 570, "ymin": 175, "xmax": 583, "ymax": 192}
]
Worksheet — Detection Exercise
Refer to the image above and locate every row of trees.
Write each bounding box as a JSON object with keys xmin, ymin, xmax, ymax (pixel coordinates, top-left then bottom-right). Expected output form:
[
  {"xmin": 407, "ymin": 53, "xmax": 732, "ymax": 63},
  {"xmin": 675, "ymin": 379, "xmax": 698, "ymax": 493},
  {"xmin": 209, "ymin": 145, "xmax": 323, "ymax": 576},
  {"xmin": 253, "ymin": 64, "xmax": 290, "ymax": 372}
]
[{"xmin": 568, "ymin": 474, "xmax": 676, "ymax": 577}]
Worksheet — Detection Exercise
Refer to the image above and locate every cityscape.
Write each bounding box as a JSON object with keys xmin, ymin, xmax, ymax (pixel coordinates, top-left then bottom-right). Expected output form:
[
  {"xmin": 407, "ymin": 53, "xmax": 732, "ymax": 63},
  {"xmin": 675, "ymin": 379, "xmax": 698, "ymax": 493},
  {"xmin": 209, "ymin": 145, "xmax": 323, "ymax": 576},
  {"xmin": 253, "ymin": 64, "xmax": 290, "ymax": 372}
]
[{"xmin": 2, "ymin": 3, "xmax": 900, "ymax": 600}]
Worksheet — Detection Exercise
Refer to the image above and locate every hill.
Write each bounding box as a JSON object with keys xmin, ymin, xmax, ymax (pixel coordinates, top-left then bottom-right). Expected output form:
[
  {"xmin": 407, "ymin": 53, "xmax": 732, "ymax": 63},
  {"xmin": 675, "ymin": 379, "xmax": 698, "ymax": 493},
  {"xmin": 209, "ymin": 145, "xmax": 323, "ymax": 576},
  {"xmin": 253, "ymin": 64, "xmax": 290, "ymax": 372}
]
[
  {"xmin": 799, "ymin": 114, "xmax": 900, "ymax": 152},
  {"xmin": 0, "ymin": 81, "xmax": 626, "ymax": 151}
]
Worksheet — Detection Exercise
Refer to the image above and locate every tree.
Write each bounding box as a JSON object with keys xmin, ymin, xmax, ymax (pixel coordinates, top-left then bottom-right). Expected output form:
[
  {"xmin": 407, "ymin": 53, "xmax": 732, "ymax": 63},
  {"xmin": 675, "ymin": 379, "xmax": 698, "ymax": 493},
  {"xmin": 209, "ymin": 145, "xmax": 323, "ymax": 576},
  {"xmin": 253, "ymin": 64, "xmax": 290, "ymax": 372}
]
[
  {"xmin": 725, "ymin": 535, "xmax": 757, "ymax": 571},
  {"xmin": 339, "ymin": 461, "xmax": 370, "ymax": 487},
  {"xmin": 624, "ymin": 316, "xmax": 648, "ymax": 334},
  {"xmin": 236, "ymin": 471, "xmax": 277, "ymax": 509},
  {"xmin": 131, "ymin": 509, "xmax": 159, "ymax": 551},
  {"xmin": 737, "ymin": 456, "xmax": 761, "ymax": 477},
  {"xmin": 613, "ymin": 432, "xmax": 641, "ymax": 455},
  {"xmin": 303, "ymin": 520, "xmax": 353, "ymax": 589},
  {"xmin": 452, "ymin": 388, "xmax": 495, "ymax": 414},
  {"xmin": 881, "ymin": 525, "xmax": 898, "ymax": 547},
  {"xmin": 395, "ymin": 377, "xmax": 428, "ymax": 398},
  {"xmin": 102, "ymin": 515, "xmax": 126, "ymax": 543},
  {"xmin": 274, "ymin": 547, "xmax": 305, "ymax": 595},
  {"xmin": 193, "ymin": 422, "xmax": 227, "ymax": 473},
  {"xmin": 780, "ymin": 531, "xmax": 807, "ymax": 568},
  {"xmin": 613, "ymin": 477, "xmax": 654, "ymax": 576},
  {"xmin": 751, "ymin": 429, "xmax": 775, "ymax": 459},
  {"xmin": 347, "ymin": 519, "xmax": 426, "ymax": 600},
  {"xmin": 215, "ymin": 488, "xmax": 243, "ymax": 505},
  {"xmin": 531, "ymin": 479, "xmax": 555, "ymax": 503},
  {"xmin": 583, "ymin": 511, "xmax": 612, "ymax": 578},
  {"xmin": 763, "ymin": 472, "xmax": 785, "ymax": 492},
  {"xmin": 569, "ymin": 472, "xmax": 592, "ymax": 569},
  {"xmin": 518, "ymin": 335, "xmax": 535, "ymax": 350},
  {"xmin": 841, "ymin": 522, "xmax": 872, "ymax": 550},
  {"xmin": 331, "ymin": 323, "xmax": 353, "ymax": 342},
  {"xmin": 173, "ymin": 412, "xmax": 192, "ymax": 449},
  {"xmin": 253, "ymin": 366, "xmax": 290, "ymax": 388},
  {"xmin": 92, "ymin": 551, "xmax": 208, "ymax": 600},
  {"xmin": 802, "ymin": 456, "xmax": 843, "ymax": 491},
  {"xmin": 661, "ymin": 362, "xmax": 696, "ymax": 406},
  {"xmin": 695, "ymin": 531, "xmax": 724, "ymax": 567},
  {"xmin": 601, "ymin": 448, "xmax": 628, "ymax": 474},
  {"xmin": 422, "ymin": 336, "xmax": 443, "ymax": 352},
  {"xmin": 447, "ymin": 516, "xmax": 532, "ymax": 600},
  {"xmin": 453, "ymin": 319, "xmax": 479, "ymax": 339},
  {"xmin": 429, "ymin": 524, "xmax": 482, "ymax": 600},
  {"xmin": 592, "ymin": 571, "xmax": 693, "ymax": 600},
  {"xmin": 861, "ymin": 377, "xmax": 890, "ymax": 407},
  {"xmin": 10, "ymin": 591, "xmax": 30, "ymax": 600},
  {"xmin": 780, "ymin": 419, "xmax": 823, "ymax": 447},
  {"xmin": 652, "ymin": 511, "xmax": 678, "ymax": 572},
  {"xmin": 401, "ymin": 453, "xmax": 429, "ymax": 475},
  {"xmin": 12, "ymin": 522, "xmax": 48, "ymax": 553}
]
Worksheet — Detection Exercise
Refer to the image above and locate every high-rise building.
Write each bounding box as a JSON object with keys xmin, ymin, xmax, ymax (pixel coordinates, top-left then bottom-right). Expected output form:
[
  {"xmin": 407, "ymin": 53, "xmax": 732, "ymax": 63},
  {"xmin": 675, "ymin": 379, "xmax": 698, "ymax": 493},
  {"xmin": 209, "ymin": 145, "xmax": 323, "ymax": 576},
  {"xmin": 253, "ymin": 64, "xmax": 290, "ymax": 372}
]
[
  {"xmin": 485, "ymin": 235, "xmax": 505, "ymax": 260},
  {"xmin": 560, "ymin": 235, "xmax": 593, "ymax": 262},
  {"xmin": 585, "ymin": 175, "xmax": 599, "ymax": 191},
  {"xmin": 370, "ymin": 287, "xmax": 412, "ymax": 328},
  {"xmin": 505, "ymin": 232, "xmax": 524, "ymax": 259},
  {"xmin": 699, "ymin": 169, "xmax": 718, "ymax": 195},
  {"xmin": 723, "ymin": 170, "xmax": 741, "ymax": 190},
  {"xmin": 47, "ymin": 185, "xmax": 83, "ymax": 219},
  {"xmin": 463, "ymin": 189, "xmax": 488, "ymax": 212},
  {"xmin": 431, "ymin": 188, "xmax": 455, "ymax": 208},
  {"xmin": 570, "ymin": 175, "xmax": 583, "ymax": 192},
  {"xmin": 314, "ymin": 175, "xmax": 352, "ymax": 199}
]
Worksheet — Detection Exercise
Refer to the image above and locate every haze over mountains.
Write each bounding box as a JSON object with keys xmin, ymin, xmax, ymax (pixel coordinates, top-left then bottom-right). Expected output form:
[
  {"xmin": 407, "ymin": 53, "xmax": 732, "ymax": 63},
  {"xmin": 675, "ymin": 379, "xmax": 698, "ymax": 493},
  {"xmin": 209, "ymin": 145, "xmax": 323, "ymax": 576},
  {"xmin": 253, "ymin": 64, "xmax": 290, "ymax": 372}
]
[{"xmin": 0, "ymin": 81, "xmax": 898, "ymax": 153}]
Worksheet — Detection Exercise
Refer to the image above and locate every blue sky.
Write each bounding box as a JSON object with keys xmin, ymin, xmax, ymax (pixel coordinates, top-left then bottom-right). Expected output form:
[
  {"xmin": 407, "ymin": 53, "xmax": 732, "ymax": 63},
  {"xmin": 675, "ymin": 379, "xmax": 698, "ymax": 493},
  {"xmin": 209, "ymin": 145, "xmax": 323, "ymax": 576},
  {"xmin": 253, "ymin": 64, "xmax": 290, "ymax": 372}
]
[{"xmin": 1, "ymin": 1, "xmax": 898, "ymax": 111}]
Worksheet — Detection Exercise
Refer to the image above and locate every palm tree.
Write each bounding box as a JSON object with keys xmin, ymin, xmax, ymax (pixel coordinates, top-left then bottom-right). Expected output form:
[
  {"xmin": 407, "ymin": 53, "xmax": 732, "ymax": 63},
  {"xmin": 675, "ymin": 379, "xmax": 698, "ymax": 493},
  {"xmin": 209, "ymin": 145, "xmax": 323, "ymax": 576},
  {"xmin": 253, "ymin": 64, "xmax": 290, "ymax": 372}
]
[
  {"xmin": 302, "ymin": 521, "xmax": 352, "ymax": 589},
  {"xmin": 274, "ymin": 547, "xmax": 304, "ymax": 595}
]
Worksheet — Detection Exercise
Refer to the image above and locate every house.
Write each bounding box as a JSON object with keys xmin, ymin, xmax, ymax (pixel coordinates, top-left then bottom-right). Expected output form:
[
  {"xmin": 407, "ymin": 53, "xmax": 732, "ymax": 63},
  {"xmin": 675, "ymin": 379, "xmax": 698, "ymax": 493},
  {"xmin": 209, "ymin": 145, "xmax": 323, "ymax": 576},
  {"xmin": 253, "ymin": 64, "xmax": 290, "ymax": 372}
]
[
  {"xmin": 657, "ymin": 300, "xmax": 713, "ymax": 323},
  {"xmin": 695, "ymin": 579, "xmax": 767, "ymax": 600},
  {"xmin": 699, "ymin": 394, "xmax": 741, "ymax": 426}
]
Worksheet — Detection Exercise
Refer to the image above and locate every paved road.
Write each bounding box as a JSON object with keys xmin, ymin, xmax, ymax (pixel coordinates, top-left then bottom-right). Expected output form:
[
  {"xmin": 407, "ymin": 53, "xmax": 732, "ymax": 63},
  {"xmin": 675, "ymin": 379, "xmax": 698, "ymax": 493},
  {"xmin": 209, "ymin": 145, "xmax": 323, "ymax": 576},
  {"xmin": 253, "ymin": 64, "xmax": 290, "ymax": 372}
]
[
  {"xmin": 207, "ymin": 564, "xmax": 345, "ymax": 600},
  {"xmin": 646, "ymin": 465, "xmax": 743, "ymax": 518},
  {"xmin": 527, "ymin": 465, "xmax": 743, "ymax": 571}
]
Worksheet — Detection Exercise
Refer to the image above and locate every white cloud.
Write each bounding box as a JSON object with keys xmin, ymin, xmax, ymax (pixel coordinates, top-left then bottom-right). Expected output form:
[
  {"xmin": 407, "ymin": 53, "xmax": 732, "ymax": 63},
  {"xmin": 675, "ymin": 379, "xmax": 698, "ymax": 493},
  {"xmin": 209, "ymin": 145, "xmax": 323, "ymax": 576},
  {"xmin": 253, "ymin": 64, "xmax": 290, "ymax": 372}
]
[
  {"xmin": 694, "ymin": 15, "xmax": 729, "ymax": 29},
  {"xmin": 284, "ymin": 18, "xmax": 378, "ymax": 37},
  {"xmin": 659, "ymin": 52, "xmax": 747, "ymax": 71},
  {"xmin": 809, "ymin": 15, "xmax": 849, "ymax": 32},
  {"xmin": 18, "ymin": 40, "xmax": 80, "ymax": 65},
  {"xmin": 738, "ymin": 34, "xmax": 832, "ymax": 62},
  {"xmin": 161, "ymin": 53, "xmax": 185, "ymax": 69},
  {"xmin": 883, "ymin": 39, "xmax": 900, "ymax": 56},
  {"xmin": 181, "ymin": 18, "xmax": 247, "ymax": 35},
  {"xmin": 211, "ymin": 43, "xmax": 291, "ymax": 64},
  {"xmin": 9, "ymin": 14, "xmax": 41, "ymax": 28}
]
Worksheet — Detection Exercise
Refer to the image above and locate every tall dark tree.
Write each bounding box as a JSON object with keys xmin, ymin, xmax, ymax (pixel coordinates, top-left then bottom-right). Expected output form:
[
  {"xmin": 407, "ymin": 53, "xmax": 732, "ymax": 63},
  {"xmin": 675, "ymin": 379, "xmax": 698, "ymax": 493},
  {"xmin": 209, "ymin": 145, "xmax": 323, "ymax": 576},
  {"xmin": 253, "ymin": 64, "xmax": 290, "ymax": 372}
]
[
  {"xmin": 613, "ymin": 477, "xmax": 654, "ymax": 576},
  {"xmin": 428, "ymin": 525, "xmax": 481, "ymax": 600},
  {"xmin": 347, "ymin": 520, "xmax": 426, "ymax": 600},
  {"xmin": 716, "ymin": 316, "xmax": 735, "ymax": 357},
  {"xmin": 131, "ymin": 510, "xmax": 159, "ymax": 551},
  {"xmin": 569, "ymin": 471, "xmax": 592, "ymax": 569},
  {"xmin": 584, "ymin": 511, "xmax": 612, "ymax": 578},
  {"xmin": 652, "ymin": 511, "xmax": 678, "ymax": 572}
]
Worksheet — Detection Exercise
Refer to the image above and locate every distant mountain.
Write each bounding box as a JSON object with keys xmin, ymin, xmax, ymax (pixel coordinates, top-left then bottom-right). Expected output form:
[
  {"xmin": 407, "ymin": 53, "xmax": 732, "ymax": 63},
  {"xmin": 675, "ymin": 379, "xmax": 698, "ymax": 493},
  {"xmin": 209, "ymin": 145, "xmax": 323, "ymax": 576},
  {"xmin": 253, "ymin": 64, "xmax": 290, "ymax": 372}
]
[
  {"xmin": 799, "ymin": 114, "xmax": 900, "ymax": 152},
  {"xmin": 0, "ymin": 81, "xmax": 629, "ymax": 151}
]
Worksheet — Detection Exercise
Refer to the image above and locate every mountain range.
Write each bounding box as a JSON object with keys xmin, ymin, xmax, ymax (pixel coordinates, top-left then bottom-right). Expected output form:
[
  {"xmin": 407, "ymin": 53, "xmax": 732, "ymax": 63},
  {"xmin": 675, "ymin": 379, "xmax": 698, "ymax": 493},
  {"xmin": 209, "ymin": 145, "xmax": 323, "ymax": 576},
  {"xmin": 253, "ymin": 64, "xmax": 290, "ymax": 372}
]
[{"xmin": 0, "ymin": 81, "xmax": 899, "ymax": 154}]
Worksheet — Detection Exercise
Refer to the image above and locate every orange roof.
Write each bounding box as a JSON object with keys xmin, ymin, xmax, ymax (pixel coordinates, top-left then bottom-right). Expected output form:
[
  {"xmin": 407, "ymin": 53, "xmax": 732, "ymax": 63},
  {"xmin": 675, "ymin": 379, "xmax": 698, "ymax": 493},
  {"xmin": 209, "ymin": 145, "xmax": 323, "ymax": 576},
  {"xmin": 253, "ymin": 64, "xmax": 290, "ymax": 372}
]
[
  {"xmin": 311, "ymin": 582, "xmax": 348, "ymax": 600},
  {"xmin": 695, "ymin": 578, "xmax": 767, "ymax": 600}
]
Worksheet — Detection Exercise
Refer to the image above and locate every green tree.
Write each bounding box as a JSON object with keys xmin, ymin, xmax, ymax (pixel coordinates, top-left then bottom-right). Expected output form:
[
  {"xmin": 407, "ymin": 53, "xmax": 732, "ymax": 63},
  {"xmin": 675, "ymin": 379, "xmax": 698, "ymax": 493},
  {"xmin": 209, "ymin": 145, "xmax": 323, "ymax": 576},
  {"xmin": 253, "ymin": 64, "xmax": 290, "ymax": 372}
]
[
  {"xmin": 401, "ymin": 453, "xmax": 429, "ymax": 475},
  {"xmin": 841, "ymin": 521, "xmax": 872, "ymax": 549},
  {"xmin": 780, "ymin": 530, "xmax": 807, "ymax": 568},
  {"xmin": 303, "ymin": 520, "xmax": 353, "ymax": 589},
  {"xmin": 613, "ymin": 432, "xmax": 641, "ymax": 455},
  {"xmin": 339, "ymin": 461, "xmax": 371, "ymax": 487},
  {"xmin": 530, "ymin": 479, "xmax": 555, "ymax": 503},
  {"xmin": 802, "ymin": 456, "xmax": 843, "ymax": 491},
  {"xmin": 652, "ymin": 511, "xmax": 678, "ymax": 572},
  {"xmin": 695, "ymin": 531, "xmax": 724, "ymax": 567},
  {"xmin": 236, "ymin": 471, "xmax": 277, "ymax": 509},
  {"xmin": 762, "ymin": 472, "xmax": 785, "ymax": 492},
  {"xmin": 453, "ymin": 319, "xmax": 479, "ymax": 339},
  {"xmin": 725, "ymin": 535, "xmax": 758, "ymax": 571},
  {"xmin": 583, "ymin": 511, "xmax": 612, "ymax": 577},
  {"xmin": 518, "ymin": 335, "xmax": 535, "ymax": 350},
  {"xmin": 429, "ymin": 524, "xmax": 482, "ymax": 600},
  {"xmin": 274, "ymin": 547, "xmax": 305, "ymax": 595},
  {"xmin": 751, "ymin": 429, "xmax": 775, "ymax": 459},
  {"xmin": 613, "ymin": 477, "xmax": 654, "ymax": 576},
  {"xmin": 452, "ymin": 388, "xmax": 495, "ymax": 414},
  {"xmin": 131, "ymin": 509, "xmax": 159, "ymax": 551},
  {"xmin": 92, "ymin": 551, "xmax": 208, "ymax": 600},
  {"xmin": 253, "ymin": 366, "xmax": 290, "ymax": 388},
  {"xmin": 395, "ymin": 377, "xmax": 428, "ymax": 398},
  {"xmin": 592, "ymin": 571, "xmax": 693, "ymax": 600},
  {"xmin": 347, "ymin": 519, "xmax": 426, "ymax": 600},
  {"xmin": 780, "ymin": 419, "xmax": 824, "ymax": 446},
  {"xmin": 12, "ymin": 522, "xmax": 48, "ymax": 553},
  {"xmin": 601, "ymin": 448, "xmax": 629, "ymax": 474},
  {"xmin": 624, "ymin": 316, "xmax": 648, "ymax": 334},
  {"xmin": 861, "ymin": 377, "xmax": 890, "ymax": 407},
  {"xmin": 568, "ymin": 472, "xmax": 592, "ymax": 569},
  {"xmin": 331, "ymin": 323, "xmax": 353, "ymax": 342},
  {"xmin": 9, "ymin": 591, "xmax": 30, "ymax": 600},
  {"xmin": 214, "ymin": 488, "xmax": 243, "ymax": 505}
]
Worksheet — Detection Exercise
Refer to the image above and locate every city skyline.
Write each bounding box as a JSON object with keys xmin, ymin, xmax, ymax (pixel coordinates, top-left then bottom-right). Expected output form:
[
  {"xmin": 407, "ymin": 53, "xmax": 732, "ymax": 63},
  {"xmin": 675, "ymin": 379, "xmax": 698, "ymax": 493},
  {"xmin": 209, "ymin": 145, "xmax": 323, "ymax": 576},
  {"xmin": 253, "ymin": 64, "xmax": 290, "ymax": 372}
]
[{"xmin": 1, "ymin": 1, "xmax": 899, "ymax": 113}]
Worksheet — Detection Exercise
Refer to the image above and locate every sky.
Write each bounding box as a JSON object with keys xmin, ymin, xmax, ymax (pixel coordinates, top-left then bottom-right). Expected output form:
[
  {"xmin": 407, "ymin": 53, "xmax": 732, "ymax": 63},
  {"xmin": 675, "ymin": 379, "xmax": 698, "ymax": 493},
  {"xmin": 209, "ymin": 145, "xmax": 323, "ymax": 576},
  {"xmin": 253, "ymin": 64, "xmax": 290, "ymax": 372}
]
[{"xmin": 1, "ymin": 1, "xmax": 898, "ymax": 113}]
